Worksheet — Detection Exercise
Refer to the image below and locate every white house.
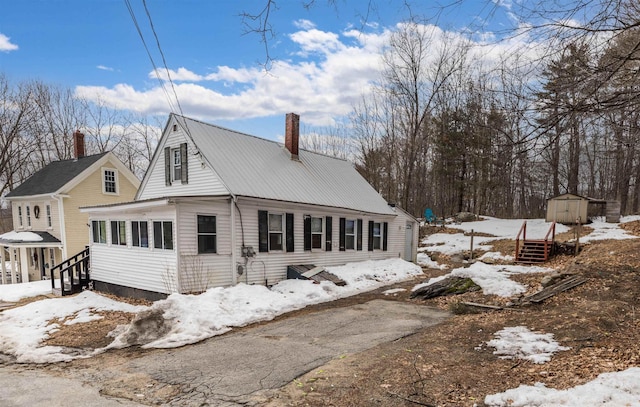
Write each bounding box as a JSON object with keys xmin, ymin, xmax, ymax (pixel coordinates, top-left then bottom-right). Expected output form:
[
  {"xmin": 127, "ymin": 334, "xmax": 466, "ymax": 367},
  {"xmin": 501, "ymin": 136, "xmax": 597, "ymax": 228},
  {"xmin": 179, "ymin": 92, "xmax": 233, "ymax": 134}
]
[{"xmin": 83, "ymin": 113, "xmax": 418, "ymax": 300}]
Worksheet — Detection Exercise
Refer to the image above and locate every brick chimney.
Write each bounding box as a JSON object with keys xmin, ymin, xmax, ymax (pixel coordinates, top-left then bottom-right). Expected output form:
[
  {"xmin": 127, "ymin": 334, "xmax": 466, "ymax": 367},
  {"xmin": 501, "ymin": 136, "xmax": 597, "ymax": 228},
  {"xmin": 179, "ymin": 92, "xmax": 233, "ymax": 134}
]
[
  {"xmin": 285, "ymin": 113, "xmax": 300, "ymax": 159},
  {"xmin": 73, "ymin": 130, "xmax": 85, "ymax": 159}
]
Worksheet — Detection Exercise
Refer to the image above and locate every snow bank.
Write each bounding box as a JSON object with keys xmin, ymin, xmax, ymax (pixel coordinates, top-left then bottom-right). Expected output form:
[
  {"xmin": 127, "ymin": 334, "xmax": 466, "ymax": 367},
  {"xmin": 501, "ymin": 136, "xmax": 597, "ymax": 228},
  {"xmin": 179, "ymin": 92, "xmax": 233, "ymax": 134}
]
[
  {"xmin": 107, "ymin": 258, "xmax": 423, "ymax": 350},
  {"xmin": 485, "ymin": 367, "xmax": 640, "ymax": 406},
  {"xmin": 0, "ymin": 291, "xmax": 146, "ymax": 363}
]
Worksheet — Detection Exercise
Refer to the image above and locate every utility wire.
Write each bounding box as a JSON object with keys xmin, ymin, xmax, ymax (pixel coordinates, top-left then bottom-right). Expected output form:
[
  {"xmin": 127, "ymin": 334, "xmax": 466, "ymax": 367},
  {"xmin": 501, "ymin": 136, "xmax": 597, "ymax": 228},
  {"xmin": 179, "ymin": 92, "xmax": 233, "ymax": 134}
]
[
  {"xmin": 125, "ymin": 0, "xmax": 196, "ymax": 151},
  {"xmin": 124, "ymin": 0, "xmax": 177, "ymax": 113},
  {"xmin": 142, "ymin": 0, "xmax": 186, "ymax": 119}
]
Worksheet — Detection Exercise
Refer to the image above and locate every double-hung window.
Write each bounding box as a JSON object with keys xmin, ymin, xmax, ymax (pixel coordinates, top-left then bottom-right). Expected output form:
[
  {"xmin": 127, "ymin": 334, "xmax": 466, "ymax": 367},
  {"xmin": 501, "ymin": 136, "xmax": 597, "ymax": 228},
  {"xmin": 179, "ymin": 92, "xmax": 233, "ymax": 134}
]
[
  {"xmin": 103, "ymin": 169, "xmax": 117, "ymax": 194},
  {"xmin": 268, "ymin": 214, "xmax": 283, "ymax": 251},
  {"xmin": 111, "ymin": 221, "xmax": 126, "ymax": 246},
  {"xmin": 197, "ymin": 215, "xmax": 217, "ymax": 254},
  {"xmin": 26, "ymin": 206, "xmax": 31, "ymax": 227},
  {"xmin": 345, "ymin": 220, "xmax": 356, "ymax": 250},
  {"xmin": 172, "ymin": 148, "xmax": 182, "ymax": 182},
  {"xmin": 17, "ymin": 206, "xmax": 23, "ymax": 228},
  {"xmin": 131, "ymin": 221, "xmax": 149, "ymax": 248},
  {"xmin": 92, "ymin": 220, "xmax": 107, "ymax": 244},
  {"xmin": 311, "ymin": 217, "xmax": 323, "ymax": 249},
  {"xmin": 153, "ymin": 221, "xmax": 174, "ymax": 250},
  {"xmin": 372, "ymin": 222, "xmax": 382, "ymax": 250}
]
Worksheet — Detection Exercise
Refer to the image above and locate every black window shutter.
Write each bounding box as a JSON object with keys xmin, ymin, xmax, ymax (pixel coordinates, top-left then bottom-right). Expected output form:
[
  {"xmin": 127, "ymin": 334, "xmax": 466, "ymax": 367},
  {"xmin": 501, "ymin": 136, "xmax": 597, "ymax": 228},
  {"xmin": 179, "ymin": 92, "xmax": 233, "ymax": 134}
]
[
  {"xmin": 258, "ymin": 210, "xmax": 268, "ymax": 252},
  {"xmin": 368, "ymin": 221, "xmax": 374, "ymax": 251},
  {"xmin": 339, "ymin": 217, "xmax": 346, "ymax": 251},
  {"xmin": 357, "ymin": 219, "xmax": 363, "ymax": 251},
  {"xmin": 303, "ymin": 215, "xmax": 311, "ymax": 251},
  {"xmin": 286, "ymin": 213, "xmax": 294, "ymax": 252},
  {"xmin": 164, "ymin": 147, "xmax": 171, "ymax": 186},
  {"xmin": 180, "ymin": 143, "xmax": 188, "ymax": 184},
  {"xmin": 383, "ymin": 222, "xmax": 388, "ymax": 251},
  {"xmin": 325, "ymin": 216, "xmax": 332, "ymax": 251}
]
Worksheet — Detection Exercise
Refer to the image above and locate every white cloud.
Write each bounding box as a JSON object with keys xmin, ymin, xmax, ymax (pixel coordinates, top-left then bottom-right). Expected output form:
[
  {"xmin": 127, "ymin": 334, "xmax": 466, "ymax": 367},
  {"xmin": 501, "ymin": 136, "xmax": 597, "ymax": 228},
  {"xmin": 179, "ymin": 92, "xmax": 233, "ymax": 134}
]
[
  {"xmin": 150, "ymin": 67, "xmax": 205, "ymax": 82},
  {"xmin": 0, "ymin": 33, "xmax": 18, "ymax": 52},
  {"xmin": 97, "ymin": 65, "xmax": 114, "ymax": 71},
  {"xmin": 74, "ymin": 21, "xmax": 541, "ymax": 128},
  {"xmin": 293, "ymin": 19, "xmax": 316, "ymax": 30}
]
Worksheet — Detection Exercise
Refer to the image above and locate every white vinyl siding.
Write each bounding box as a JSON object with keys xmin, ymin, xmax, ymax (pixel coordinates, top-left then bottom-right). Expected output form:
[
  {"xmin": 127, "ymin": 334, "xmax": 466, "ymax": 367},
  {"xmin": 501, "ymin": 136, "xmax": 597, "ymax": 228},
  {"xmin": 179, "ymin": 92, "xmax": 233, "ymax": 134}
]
[
  {"xmin": 137, "ymin": 125, "xmax": 229, "ymax": 200},
  {"xmin": 87, "ymin": 197, "xmax": 416, "ymax": 296},
  {"xmin": 89, "ymin": 207, "xmax": 178, "ymax": 295},
  {"xmin": 234, "ymin": 199, "xmax": 405, "ymax": 286}
]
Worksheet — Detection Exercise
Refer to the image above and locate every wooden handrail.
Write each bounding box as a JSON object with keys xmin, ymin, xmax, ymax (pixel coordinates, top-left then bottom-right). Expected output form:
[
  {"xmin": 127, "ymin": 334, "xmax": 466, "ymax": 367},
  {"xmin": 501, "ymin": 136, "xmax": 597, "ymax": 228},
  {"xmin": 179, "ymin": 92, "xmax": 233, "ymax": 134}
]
[
  {"xmin": 515, "ymin": 221, "xmax": 527, "ymax": 260},
  {"xmin": 543, "ymin": 222, "xmax": 556, "ymax": 261}
]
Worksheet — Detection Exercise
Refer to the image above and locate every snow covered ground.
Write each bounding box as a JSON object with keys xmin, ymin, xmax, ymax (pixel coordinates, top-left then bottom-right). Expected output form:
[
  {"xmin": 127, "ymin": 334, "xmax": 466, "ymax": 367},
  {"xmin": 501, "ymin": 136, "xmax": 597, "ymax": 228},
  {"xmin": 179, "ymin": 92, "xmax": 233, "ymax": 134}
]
[{"xmin": 1, "ymin": 215, "xmax": 639, "ymax": 404}]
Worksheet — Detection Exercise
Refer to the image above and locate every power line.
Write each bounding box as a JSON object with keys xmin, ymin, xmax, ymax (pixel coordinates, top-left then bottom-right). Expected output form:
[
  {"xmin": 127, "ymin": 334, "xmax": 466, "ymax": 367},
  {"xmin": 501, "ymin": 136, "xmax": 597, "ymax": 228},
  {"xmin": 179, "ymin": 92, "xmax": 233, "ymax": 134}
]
[
  {"xmin": 142, "ymin": 0, "xmax": 187, "ymax": 118},
  {"xmin": 123, "ymin": 0, "xmax": 177, "ymax": 113}
]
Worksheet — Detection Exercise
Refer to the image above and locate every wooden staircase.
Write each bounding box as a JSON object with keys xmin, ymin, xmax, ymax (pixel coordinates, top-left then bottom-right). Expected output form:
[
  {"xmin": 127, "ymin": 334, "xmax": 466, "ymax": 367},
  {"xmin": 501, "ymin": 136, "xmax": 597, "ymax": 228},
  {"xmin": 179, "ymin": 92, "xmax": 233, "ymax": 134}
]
[
  {"xmin": 515, "ymin": 221, "xmax": 556, "ymax": 264},
  {"xmin": 50, "ymin": 247, "xmax": 91, "ymax": 296}
]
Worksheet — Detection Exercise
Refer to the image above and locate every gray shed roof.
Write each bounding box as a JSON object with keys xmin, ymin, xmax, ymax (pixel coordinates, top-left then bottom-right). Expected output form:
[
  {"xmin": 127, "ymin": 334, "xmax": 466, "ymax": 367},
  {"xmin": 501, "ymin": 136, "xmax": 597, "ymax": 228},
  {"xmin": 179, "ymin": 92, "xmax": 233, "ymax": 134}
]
[
  {"xmin": 6, "ymin": 153, "xmax": 108, "ymax": 198},
  {"xmin": 174, "ymin": 115, "xmax": 394, "ymax": 215}
]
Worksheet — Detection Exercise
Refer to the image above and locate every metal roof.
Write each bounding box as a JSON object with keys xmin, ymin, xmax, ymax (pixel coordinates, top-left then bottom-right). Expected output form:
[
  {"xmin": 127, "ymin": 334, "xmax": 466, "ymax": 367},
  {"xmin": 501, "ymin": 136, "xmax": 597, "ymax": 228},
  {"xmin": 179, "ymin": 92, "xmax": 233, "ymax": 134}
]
[
  {"xmin": 5, "ymin": 153, "xmax": 108, "ymax": 198},
  {"xmin": 175, "ymin": 115, "xmax": 395, "ymax": 215}
]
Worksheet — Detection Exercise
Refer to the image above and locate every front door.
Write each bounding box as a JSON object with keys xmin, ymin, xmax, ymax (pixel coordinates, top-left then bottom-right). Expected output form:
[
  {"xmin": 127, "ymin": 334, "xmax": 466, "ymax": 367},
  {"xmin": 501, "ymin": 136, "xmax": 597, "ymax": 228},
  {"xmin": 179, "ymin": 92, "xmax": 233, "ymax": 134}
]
[{"xmin": 404, "ymin": 223, "xmax": 414, "ymax": 261}]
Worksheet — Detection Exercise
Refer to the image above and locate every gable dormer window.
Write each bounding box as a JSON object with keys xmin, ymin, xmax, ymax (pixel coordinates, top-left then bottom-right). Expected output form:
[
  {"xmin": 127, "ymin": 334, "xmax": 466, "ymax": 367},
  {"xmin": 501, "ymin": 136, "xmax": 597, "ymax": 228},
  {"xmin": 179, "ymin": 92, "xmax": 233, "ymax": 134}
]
[
  {"xmin": 103, "ymin": 168, "xmax": 118, "ymax": 194},
  {"xmin": 164, "ymin": 143, "xmax": 188, "ymax": 186},
  {"xmin": 172, "ymin": 148, "xmax": 182, "ymax": 181}
]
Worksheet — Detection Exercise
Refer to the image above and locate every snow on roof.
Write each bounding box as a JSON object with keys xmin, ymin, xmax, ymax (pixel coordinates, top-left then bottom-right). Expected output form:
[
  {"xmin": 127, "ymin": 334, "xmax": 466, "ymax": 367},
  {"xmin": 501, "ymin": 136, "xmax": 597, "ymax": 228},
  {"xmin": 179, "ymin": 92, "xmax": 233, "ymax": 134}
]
[{"xmin": 0, "ymin": 231, "xmax": 44, "ymax": 242}]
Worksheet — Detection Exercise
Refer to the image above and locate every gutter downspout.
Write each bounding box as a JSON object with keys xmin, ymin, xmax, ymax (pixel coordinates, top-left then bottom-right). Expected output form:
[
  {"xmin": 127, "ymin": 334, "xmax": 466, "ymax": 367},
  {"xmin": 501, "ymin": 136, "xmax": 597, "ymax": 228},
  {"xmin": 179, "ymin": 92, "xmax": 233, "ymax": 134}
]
[{"xmin": 230, "ymin": 196, "xmax": 237, "ymax": 285}]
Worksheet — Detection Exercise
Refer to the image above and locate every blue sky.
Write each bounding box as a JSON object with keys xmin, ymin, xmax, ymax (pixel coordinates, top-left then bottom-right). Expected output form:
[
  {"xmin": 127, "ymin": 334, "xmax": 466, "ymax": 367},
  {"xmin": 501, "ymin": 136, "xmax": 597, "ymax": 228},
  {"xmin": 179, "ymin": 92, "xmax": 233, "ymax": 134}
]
[{"xmin": 0, "ymin": 0, "xmax": 517, "ymax": 140}]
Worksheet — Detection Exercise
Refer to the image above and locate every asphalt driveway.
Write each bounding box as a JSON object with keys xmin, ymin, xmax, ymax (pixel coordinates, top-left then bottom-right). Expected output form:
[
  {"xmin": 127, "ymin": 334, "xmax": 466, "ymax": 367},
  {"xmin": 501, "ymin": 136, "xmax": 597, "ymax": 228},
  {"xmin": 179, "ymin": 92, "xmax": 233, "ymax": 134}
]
[{"xmin": 0, "ymin": 299, "xmax": 449, "ymax": 406}]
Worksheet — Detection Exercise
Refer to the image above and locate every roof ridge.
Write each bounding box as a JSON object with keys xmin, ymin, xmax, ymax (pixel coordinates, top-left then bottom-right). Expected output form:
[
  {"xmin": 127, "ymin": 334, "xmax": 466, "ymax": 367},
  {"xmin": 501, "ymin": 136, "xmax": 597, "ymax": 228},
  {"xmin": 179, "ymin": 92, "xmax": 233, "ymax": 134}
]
[{"xmin": 173, "ymin": 114, "xmax": 349, "ymax": 163}]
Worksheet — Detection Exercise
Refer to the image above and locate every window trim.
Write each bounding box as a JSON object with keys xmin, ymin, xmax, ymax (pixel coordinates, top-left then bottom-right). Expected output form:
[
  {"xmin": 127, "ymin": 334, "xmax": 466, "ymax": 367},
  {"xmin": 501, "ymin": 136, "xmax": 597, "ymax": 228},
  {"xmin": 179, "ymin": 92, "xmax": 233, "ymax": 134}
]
[
  {"xmin": 197, "ymin": 214, "xmax": 217, "ymax": 254},
  {"xmin": 102, "ymin": 168, "xmax": 118, "ymax": 195}
]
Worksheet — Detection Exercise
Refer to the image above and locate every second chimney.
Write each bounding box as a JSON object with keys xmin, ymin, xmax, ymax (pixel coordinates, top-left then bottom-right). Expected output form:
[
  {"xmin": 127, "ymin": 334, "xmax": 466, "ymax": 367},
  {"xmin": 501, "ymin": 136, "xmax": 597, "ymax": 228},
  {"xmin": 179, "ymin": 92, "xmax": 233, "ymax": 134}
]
[
  {"xmin": 73, "ymin": 130, "xmax": 85, "ymax": 159},
  {"xmin": 285, "ymin": 113, "xmax": 300, "ymax": 159}
]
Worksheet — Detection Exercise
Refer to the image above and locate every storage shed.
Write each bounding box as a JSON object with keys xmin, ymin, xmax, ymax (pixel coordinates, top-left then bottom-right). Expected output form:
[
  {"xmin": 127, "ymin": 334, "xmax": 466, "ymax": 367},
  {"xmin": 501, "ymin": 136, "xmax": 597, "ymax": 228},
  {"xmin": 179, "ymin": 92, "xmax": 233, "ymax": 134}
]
[{"xmin": 546, "ymin": 193, "xmax": 618, "ymax": 224}]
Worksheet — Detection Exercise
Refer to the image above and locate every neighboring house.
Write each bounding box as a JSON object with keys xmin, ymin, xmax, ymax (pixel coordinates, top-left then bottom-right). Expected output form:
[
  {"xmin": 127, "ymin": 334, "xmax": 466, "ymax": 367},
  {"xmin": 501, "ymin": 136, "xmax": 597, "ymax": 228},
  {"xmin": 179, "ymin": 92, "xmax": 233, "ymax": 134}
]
[
  {"xmin": 83, "ymin": 113, "xmax": 418, "ymax": 300},
  {"xmin": 0, "ymin": 132, "xmax": 140, "ymax": 284}
]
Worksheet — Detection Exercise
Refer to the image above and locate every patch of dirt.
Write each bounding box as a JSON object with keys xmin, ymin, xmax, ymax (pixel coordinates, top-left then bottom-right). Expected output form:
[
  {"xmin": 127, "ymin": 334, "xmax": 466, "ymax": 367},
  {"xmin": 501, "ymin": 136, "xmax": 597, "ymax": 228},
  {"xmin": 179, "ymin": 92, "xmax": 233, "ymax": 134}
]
[
  {"xmin": 45, "ymin": 311, "xmax": 136, "ymax": 349},
  {"xmin": 263, "ymin": 238, "xmax": 640, "ymax": 407}
]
